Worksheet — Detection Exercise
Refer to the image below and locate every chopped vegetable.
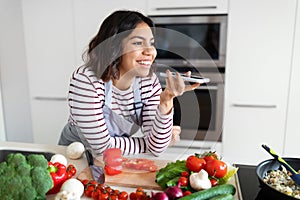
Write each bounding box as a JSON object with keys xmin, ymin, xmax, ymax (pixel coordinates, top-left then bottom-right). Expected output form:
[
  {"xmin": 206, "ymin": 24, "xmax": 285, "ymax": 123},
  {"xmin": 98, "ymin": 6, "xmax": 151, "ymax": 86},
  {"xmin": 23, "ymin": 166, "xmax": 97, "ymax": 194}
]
[
  {"xmin": 103, "ymin": 148, "xmax": 122, "ymax": 175},
  {"xmin": 0, "ymin": 153, "xmax": 53, "ymax": 199},
  {"xmin": 189, "ymin": 169, "xmax": 212, "ymax": 191}
]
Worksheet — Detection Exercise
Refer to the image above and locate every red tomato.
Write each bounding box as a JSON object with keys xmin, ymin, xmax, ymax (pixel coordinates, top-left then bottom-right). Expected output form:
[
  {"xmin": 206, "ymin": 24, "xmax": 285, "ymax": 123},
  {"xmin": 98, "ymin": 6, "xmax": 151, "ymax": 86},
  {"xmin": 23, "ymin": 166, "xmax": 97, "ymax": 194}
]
[
  {"xmin": 119, "ymin": 191, "xmax": 129, "ymax": 200},
  {"xmin": 205, "ymin": 159, "xmax": 228, "ymax": 178},
  {"xmin": 84, "ymin": 184, "xmax": 95, "ymax": 198},
  {"xmin": 183, "ymin": 191, "xmax": 192, "ymax": 196},
  {"xmin": 178, "ymin": 176, "xmax": 188, "ymax": 187},
  {"xmin": 181, "ymin": 171, "xmax": 189, "ymax": 177},
  {"xmin": 186, "ymin": 155, "xmax": 206, "ymax": 172},
  {"xmin": 129, "ymin": 192, "xmax": 137, "ymax": 200},
  {"xmin": 104, "ymin": 165, "xmax": 122, "ymax": 175},
  {"xmin": 81, "ymin": 179, "xmax": 89, "ymax": 186},
  {"xmin": 100, "ymin": 191, "xmax": 109, "ymax": 200},
  {"xmin": 201, "ymin": 152, "xmax": 218, "ymax": 162},
  {"xmin": 110, "ymin": 193, "xmax": 119, "ymax": 200},
  {"xmin": 203, "ymin": 155, "xmax": 216, "ymax": 162},
  {"xmin": 210, "ymin": 178, "xmax": 218, "ymax": 187},
  {"xmin": 91, "ymin": 190, "xmax": 100, "ymax": 200}
]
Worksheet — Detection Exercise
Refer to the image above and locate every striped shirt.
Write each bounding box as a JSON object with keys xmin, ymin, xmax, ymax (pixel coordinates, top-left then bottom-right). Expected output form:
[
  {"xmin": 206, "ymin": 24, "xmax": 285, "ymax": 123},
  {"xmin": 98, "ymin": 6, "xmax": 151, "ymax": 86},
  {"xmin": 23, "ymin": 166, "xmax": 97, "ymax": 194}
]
[{"xmin": 68, "ymin": 66, "xmax": 173, "ymax": 156}]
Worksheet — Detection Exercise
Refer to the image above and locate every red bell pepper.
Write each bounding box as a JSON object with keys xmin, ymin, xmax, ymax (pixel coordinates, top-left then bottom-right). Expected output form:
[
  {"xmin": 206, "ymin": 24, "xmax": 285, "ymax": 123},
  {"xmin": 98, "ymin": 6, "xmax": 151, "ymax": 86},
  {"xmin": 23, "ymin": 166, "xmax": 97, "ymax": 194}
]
[{"xmin": 47, "ymin": 162, "xmax": 68, "ymax": 194}]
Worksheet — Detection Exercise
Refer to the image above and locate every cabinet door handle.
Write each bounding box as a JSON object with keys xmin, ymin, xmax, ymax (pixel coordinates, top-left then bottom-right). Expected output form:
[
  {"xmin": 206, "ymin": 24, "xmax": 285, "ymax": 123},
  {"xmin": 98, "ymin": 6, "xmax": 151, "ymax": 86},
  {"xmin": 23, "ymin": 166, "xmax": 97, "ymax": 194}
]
[
  {"xmin": 34, "ymin": 96, "xmax": 67, "ymax": 101},
  {"xmin": 155, "ymin": 6, "xmax": 217, "ymax": 11},
  {"xmin": 232, "ymin": 103, "xmax": 277, "ymax": 108}
]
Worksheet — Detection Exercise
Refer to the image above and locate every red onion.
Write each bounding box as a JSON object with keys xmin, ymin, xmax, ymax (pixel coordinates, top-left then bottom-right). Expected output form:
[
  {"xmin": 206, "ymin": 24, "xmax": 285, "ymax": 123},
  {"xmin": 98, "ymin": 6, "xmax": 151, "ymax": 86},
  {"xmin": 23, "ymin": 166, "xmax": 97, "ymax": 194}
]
[
  {"xmin": 164, "ymin": 183, "xmax": 183, "ymax": 200},
  {"xmin": 151, "ymin": 191, "xmax": 169, "ymax": 200}
]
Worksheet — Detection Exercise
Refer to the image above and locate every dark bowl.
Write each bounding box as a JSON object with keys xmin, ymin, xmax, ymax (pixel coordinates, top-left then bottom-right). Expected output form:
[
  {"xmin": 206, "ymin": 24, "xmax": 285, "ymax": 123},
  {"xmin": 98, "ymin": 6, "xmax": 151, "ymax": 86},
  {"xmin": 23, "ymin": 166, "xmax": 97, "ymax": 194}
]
[
  {"xmin": 0, "ymin": 149, "xmax": 54, "ymax": 162},
  {"xmin": 256, "ymin": 157, "xmax": 300, "ymax": 200}
]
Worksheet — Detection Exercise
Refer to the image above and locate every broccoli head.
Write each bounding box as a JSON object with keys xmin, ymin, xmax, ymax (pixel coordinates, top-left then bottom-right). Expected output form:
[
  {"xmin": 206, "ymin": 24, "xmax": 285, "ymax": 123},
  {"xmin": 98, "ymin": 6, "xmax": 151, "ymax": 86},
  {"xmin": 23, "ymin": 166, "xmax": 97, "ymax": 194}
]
[
  {"xmin": 31, "ymin": 166, "xmax": 54, "ymax": 198},
  {"xmin": 27, "ymin": 154, "xmax": 48, "ymax": 168},
  {"xmin": 6, "ymin": 153, "xmax": 26, "ymax": 168},
  {"xmin": 0, "ymin": 153, "xmax": 54, "ymax": 200}
]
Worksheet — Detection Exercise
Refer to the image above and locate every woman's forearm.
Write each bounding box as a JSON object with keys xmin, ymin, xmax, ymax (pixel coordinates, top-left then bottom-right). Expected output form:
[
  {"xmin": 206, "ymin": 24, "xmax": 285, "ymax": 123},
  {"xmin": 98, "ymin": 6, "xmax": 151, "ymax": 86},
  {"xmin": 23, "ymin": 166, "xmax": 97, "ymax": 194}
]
[{"xmin": 159, "ymin": 88, "xmax": 175, "ymax": 115}]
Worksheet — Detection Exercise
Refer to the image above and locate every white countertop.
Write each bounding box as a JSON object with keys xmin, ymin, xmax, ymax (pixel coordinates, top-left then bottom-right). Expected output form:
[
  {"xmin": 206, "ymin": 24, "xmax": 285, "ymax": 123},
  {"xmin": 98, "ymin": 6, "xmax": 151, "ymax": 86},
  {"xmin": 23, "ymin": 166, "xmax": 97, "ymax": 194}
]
[{"xmin": 0, "ymin": 141, "xmax": 238, "ymax": 200}]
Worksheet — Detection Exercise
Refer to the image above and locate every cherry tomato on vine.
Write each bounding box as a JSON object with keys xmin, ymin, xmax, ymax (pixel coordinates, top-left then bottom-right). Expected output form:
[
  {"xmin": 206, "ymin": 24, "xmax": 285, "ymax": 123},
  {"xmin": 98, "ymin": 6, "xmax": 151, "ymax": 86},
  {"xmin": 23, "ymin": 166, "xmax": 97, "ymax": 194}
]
[
  {"xmin": 91, "ymin": 190, "xmax": 100, "ymax": 200},
  {"xmin": 100, "ymin": 191, "xmax": 110, "ymax": 200},
  {"xmin": 205, "ymin": 159, "xmax": 228, "ymax": 178},
  {"xmin": 186, "ymin": 155, "xmax": 206, "ymax": 172},
  {"xmin": 178, "ymin": 176, "xmax": 188, "ymax": 186},
  {"xmin": 119, "ymin": 191, "xmax": 129, "ymax": 200},
  {"xmin": 129, "ymin": 192, "xmax": 137, "ymax": 200},
  {"xmin": 81, "ymin": 179, "xmax": 89, "ymax": 186},
  {"xmin": 84, "ymin": 184, "xmax": 95, "ymax": 198}
]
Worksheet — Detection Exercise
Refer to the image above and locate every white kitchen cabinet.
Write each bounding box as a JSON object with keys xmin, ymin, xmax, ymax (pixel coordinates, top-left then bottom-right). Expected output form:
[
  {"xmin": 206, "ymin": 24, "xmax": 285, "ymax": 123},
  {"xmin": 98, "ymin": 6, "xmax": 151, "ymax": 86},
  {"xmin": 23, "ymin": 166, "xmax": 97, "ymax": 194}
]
[
  {"xmin": 147, "ymin": 0, "xmax": 228, "ymax": 16},
  {"xmin": 222, "ymin": 0, "xmax": 297, "ymax": 164},
  {"xmin": 21, "ymin": 0, "xmax": 147, "ymax": 145},
  {"xmin": 22, "ymin": 0, "xmax": 76, "ymax": 144},
  {"xmin": 284, "ymin": 1, "xmax": 300, "ymax": 157}
]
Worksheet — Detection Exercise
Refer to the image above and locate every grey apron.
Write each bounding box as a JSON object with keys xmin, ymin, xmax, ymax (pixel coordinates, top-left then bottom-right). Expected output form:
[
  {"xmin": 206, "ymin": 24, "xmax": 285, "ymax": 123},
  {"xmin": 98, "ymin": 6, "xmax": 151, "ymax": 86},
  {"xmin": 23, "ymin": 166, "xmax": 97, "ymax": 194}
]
[{"xmin": 58, "ymin": 78, "xmax": 143, "ymax": 146}]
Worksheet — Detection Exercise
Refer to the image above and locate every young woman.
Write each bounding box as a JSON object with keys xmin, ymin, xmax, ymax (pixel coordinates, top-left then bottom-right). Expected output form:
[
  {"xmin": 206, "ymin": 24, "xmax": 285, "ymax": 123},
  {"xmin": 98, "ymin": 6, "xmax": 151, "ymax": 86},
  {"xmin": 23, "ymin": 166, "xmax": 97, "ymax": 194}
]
[{"xmin": 58, "ymin": 10, "xmax": 200, "ymax": 156}]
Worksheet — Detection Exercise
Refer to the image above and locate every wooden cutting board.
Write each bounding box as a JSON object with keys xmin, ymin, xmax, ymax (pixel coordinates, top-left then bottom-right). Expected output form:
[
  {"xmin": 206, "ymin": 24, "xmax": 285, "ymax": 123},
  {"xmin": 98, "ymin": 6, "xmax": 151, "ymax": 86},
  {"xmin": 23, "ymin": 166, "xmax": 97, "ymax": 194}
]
[{"xmin": 77, "ymin": 157, "xmax": 170, "ymax": 190}]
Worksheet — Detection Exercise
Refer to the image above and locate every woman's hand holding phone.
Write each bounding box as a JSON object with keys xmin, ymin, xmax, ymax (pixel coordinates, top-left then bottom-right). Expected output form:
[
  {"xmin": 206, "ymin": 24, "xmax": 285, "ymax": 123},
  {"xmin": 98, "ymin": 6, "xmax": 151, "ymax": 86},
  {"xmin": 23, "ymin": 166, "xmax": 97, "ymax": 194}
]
[{"xmin": 159, "ymin": 70, "xmax": 201, "ymax": 115}]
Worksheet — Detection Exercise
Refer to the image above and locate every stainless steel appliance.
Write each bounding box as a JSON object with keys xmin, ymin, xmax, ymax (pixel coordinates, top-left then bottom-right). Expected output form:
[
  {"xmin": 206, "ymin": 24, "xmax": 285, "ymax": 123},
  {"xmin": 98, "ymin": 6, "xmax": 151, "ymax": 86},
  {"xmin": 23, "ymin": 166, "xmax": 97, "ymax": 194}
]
[
  {"xmin": 150, "ymin": 15, "xmax": 227, "ymax": 142},
  {"xmin": 150, "ymin": 15, "xmax": 227, "ymax": 68}
]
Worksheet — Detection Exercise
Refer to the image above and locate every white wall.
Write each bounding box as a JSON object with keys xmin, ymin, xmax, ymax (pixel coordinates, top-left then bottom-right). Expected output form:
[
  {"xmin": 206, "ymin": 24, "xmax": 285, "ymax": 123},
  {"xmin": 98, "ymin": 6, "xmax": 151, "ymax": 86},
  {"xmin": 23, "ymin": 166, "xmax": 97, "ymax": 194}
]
[
  {"xmin": 0, "ymin": 0, "xmax": 33, "ymax": 142},
  {"xmin": 0, "ymin": 82, "xmax": 6, "ymax": 141}
]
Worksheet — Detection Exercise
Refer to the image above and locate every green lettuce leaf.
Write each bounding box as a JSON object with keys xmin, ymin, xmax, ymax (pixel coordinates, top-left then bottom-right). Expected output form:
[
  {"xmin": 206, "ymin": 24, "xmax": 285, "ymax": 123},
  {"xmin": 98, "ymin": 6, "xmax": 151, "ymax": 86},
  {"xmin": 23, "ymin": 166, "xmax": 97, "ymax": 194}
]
[{"xmin": 156, "ymin": 160, "xmax": 188, "ymax": 189}]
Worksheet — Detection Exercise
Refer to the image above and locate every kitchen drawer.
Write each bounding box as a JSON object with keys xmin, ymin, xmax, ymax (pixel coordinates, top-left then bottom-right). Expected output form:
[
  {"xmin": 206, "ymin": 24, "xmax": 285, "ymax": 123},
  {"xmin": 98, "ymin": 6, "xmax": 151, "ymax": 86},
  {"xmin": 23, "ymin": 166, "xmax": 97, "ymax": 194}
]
[{"xmin": 147, "ymin": 0, "xmax": 228, "ymax": 16}]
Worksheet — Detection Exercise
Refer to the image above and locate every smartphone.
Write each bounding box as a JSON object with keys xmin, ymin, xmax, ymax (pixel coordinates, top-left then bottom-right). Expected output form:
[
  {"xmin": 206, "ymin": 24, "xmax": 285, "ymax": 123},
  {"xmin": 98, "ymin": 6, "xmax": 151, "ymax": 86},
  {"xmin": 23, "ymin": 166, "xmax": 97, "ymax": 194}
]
[{"xmin": 159, "ymin": 72, "xmax": 210, "ymax": 84}]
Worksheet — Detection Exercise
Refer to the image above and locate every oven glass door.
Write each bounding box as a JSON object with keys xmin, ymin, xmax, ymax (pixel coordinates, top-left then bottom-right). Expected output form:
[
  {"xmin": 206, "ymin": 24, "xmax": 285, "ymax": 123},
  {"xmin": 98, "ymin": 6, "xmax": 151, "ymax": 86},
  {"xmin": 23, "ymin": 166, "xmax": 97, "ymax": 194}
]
[
  {"xmin": 151, "ymin": 15, "xmax": 227, "ymax": 67},
  {"xmin": 156, "ymin": 23, "xmax": 220, "ymax": 60},
  {"xmin": 174, "ymin": 85, "xmax": 218, "ymax": 141}
]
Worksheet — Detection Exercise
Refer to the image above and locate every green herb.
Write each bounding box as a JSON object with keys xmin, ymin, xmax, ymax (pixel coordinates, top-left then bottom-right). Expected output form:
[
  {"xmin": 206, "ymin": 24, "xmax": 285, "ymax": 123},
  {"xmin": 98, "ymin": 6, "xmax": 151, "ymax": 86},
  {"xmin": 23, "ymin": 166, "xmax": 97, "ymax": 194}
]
[{"xmin": 156, "ymin": 160, "xmax": 188, "ymax": 189}]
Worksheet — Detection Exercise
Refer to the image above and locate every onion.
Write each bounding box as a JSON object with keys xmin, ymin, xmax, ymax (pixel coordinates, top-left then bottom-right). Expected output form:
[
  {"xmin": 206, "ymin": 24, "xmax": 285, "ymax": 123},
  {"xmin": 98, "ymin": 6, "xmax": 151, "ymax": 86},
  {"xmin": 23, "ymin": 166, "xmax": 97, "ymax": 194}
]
[
  {"xmin": 151, "ymin": 191, "xmax": 169, "ymax": 200},
  {"xmin": 50, "ymin": 154, "xmax": 68, "ymax": 166},
  {"xmin": 164, "ymin": 183, "xmax": 183, "ymax": 200},
  {"xmin": 66, "ymin": 142, "xmax": 85, "ymax": 160}
]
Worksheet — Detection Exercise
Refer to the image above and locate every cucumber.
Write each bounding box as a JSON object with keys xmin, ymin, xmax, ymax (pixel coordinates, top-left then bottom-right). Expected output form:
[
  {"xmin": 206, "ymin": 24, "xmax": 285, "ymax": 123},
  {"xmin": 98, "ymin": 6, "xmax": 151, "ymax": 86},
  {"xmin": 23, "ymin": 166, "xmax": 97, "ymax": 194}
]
[
  {"xmin": 209, "ymin": 194, "xmax": 233, "ymax": 200},
  {"xmin": 179, "ymin": 184, "xmax": 236, "ymax": 200}
]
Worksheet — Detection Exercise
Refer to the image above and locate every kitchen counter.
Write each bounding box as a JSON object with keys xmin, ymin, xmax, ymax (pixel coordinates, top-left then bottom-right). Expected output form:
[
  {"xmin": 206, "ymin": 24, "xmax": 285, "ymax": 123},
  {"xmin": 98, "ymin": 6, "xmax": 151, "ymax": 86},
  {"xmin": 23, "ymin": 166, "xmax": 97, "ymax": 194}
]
[{"xmin": 0, "ymin": 141, "xmax": 238, "ymax": 199}]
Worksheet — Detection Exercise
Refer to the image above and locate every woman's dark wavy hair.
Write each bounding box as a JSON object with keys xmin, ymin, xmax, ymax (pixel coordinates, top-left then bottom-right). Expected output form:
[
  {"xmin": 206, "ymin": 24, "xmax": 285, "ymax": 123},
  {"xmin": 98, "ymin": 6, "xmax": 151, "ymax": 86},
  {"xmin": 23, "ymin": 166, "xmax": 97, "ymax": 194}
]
[{"xmin": 82, "ymin": 10, "xmax": 155, "ymax": 81}]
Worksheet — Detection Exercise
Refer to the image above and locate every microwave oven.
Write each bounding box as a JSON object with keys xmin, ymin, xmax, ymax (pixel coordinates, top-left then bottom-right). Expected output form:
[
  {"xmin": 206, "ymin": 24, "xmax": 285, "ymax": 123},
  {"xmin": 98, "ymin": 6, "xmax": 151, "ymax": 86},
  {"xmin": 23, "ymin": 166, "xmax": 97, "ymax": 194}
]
[{"xmin": 149, "ymin": 15, "xmax": 228, "ymax": 68}]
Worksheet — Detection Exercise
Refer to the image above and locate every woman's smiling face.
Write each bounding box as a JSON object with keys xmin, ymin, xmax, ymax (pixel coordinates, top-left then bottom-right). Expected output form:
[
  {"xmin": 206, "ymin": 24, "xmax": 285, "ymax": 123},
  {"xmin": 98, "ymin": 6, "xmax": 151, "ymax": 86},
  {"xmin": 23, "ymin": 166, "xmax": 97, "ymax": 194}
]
[{"xmin": 118, "ymin": 22, "xmax": 157, "ymax": 78}]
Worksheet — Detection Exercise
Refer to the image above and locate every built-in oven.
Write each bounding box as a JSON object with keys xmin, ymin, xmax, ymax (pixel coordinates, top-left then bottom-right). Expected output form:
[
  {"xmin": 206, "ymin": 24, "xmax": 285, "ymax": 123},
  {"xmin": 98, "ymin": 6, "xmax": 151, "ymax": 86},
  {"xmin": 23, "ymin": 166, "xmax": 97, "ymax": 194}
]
[
  {"xmin": 150, "ymin": 15, "xmax": 227, "ymax": 68},
  {"xmin": 150, "ymin": 15, "xmax": 227, "ymax": 144}
]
